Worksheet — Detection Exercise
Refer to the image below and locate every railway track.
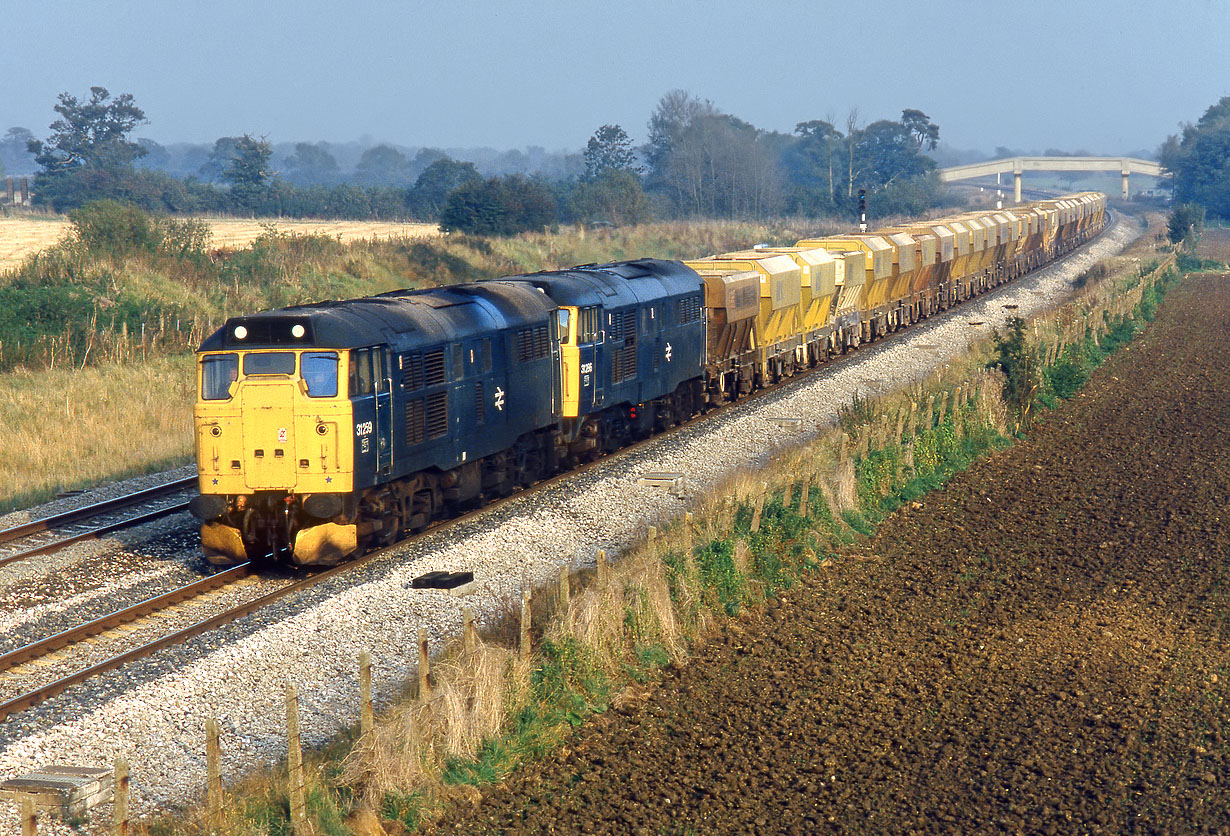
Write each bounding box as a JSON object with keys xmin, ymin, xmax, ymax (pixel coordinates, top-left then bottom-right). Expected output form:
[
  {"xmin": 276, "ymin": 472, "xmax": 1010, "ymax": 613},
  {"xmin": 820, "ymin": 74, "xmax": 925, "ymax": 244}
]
[
  {"xmin": 0, "ymin": 476, "xmax": 196, "ymax": 569},
  {"xmin": 0, "ymin": 217, "xmax": 1115, "ymax": 723}
]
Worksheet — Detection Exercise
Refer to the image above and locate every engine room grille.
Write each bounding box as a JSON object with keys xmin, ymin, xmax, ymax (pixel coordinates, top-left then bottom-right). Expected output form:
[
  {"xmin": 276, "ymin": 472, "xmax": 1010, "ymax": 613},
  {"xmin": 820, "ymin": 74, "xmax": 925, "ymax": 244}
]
[
  {"xmin": 474, "ymin": 381, "xmax": 485, "ymax": 424},
  {"xmin": 623, "ymin": 344, "xmax": 637, "ymax": 379},
  {"xmin": 424, "ymin": 349, "xmax": 446, "ymax": 386},
  {"xmin": 405, "ymin": 398, "xmax": 425, "ymax": 445},
  {"xmin": 679, "ymin": 294, "xmax": 702, "ymax": 324},
  {"xmin": 426, "ymin": 391, "xmax": 448, "ymax": 439},
  {"xmin": 515, "ymin": 325, "xmax": 550, "ymax": 362},
  {"xmin": 401, "ymin": 352, "xmax": 423, "ymax": 391}
]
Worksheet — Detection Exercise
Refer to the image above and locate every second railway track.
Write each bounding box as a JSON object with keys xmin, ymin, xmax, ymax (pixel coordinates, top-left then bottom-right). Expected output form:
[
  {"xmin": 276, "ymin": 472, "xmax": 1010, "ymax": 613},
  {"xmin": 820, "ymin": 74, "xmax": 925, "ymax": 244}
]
[{"xmin": 0, "ymin": 476, "xmax": 196, "ymax": 569}]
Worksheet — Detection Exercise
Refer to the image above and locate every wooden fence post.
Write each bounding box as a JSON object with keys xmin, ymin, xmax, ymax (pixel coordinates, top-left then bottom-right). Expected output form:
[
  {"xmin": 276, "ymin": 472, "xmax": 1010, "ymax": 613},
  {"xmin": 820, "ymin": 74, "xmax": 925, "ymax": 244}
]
[
  {"xmin": 463, "ymin": 607, "xmax": 477, "ymax": 653},
  {"xmin": 558, "ymin": 565, "xmax": 570, "ymax": 611},
  {"xmin": 924, "ymin": 395, "xmax": 936, "ymax": 432},
  {"xmin": 519, "ymin": 590, "xmax": 531, "ymax": 661},
  {"xmin": 112, "ymin": 757, "xmax": 129, "ymax": 836},
  {"xmin": 597, "ymin": 550, "xmax": 609, "ymax": 585},
  {"xmin": 783, "ymin": 480, "xmax": 793, "ymax": 508},
  {"xmin": 799, "ymin": 476, "xmax": 810, "ymax": 515},
  {"xmin": 359, "ymin": 652, "xmax": 374, "ymax": 736},
  {"xmin": 206, "ymin": 717, "xmax": 222, "ymax": 829},
  {"xmin": 417, "ymin": 628, "xmax": 431, "ymax": 700},
  {"xmin": 647, "ymin": 525, "xmax": 657, "ymax": 543},
  {"xmin": 285, "ymin": 682, "xmax": 306, "ymax": 833},
  {"xmin": 20, "ymin": 796, "xmax": 36, "ymax": 836},
  {"xmin": 750, "ymin": 491, "xmax": 765, "ymax": 534}
]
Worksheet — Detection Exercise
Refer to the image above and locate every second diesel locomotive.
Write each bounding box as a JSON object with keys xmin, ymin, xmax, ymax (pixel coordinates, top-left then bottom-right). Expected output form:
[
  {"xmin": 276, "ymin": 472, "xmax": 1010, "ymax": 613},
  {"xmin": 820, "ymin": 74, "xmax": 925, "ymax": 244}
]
[{"xmin": 189, "ymin": 193, "xmax": 1107, "ymax": 566}]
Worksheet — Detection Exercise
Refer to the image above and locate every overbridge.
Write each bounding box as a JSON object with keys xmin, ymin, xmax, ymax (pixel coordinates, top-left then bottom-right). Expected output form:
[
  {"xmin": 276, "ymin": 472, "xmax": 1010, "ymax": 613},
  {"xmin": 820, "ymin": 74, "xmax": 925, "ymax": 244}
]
[{"xmin": 939, "ymin": 157, "xmax": 1164, "ymax": 202}]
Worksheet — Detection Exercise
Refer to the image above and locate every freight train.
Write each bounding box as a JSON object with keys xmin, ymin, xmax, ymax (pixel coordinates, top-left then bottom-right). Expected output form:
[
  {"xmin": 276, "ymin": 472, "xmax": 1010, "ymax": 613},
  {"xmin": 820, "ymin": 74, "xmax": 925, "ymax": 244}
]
[{"xmin": 189, "ymin": 192, "xmax": 1107, "ymax": 566}]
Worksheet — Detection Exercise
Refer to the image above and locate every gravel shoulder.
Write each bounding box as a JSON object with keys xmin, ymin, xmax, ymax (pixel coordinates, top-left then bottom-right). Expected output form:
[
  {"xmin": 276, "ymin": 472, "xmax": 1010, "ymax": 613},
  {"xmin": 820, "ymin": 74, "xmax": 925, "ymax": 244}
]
[
  {"xmin": 0, "ymin": 217, "xmax": 1142, "ymax": 833},
  {"xmin": 426, "ymin": 270, "xmax": 1230, "ymax": 835}
]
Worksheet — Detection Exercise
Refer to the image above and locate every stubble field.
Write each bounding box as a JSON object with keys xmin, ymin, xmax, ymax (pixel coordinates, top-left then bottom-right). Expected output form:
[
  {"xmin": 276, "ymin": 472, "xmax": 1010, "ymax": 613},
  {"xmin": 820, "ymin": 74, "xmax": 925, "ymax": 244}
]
[{"xmin": 0, "ymin": 215, "xmax": 440, "ymax": 273}]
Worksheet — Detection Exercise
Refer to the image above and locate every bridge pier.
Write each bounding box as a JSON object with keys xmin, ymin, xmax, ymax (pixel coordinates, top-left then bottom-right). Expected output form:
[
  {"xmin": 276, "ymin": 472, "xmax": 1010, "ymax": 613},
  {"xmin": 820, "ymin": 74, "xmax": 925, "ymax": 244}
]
[
  {"xmin": 1122, "ymin": 171, "xmax": 1130, "ymax": 200},
  {"xmin": 1014, "ymin": 172, "xmax": 1022, "ymax": 204}
]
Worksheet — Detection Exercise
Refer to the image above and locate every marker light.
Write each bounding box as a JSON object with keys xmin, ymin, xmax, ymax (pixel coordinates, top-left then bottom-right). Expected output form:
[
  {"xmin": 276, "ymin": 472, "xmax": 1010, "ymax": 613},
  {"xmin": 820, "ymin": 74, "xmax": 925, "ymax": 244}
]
[
  {"xmin": 234, "ymin": 325, "xmax": 248, "ymax": 340},
  {"xmin": 291, "ymin": 324, "xmax": 305, "ymax": 338}
]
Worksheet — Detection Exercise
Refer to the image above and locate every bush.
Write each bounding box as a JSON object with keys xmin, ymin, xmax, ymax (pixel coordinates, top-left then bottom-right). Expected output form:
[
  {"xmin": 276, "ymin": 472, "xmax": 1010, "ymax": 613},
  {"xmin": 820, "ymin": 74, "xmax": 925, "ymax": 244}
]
[
  {"xmin": 1167, "ymin": 202, "xmax": 1205, "ymax": 247},
  {"xmin": 440, "ymin": 175, "xmax": 557, "ymax": 236},
  {"xmin": 69, "ymin": 199, "xmax": 161, "ymax": 258},
  {"xmin": 992, "ymin": 317, "xmax": 1041, "ymax": 430}
]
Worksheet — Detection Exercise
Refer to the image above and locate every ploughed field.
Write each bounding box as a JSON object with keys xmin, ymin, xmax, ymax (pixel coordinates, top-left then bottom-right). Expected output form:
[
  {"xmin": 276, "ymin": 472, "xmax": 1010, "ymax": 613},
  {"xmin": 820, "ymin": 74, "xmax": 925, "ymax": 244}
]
[{"xmin": 428, "ymin": 272, "xmax": 1230, "ymax": 835}]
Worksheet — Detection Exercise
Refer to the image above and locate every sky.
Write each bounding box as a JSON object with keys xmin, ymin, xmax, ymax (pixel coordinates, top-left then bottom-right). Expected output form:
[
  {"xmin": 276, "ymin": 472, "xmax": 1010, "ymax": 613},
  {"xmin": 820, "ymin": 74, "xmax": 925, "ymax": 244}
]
[{"xmin": 2, "ymin": 0, "xmax": 1229, "ymax": 157}]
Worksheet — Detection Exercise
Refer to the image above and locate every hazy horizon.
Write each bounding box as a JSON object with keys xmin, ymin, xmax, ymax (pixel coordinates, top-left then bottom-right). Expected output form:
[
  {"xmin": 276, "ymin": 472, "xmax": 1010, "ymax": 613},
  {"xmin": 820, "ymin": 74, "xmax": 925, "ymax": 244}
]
[{"xmin": 3, "ymin": 0, "xmax": 1228, "ymax": 159}]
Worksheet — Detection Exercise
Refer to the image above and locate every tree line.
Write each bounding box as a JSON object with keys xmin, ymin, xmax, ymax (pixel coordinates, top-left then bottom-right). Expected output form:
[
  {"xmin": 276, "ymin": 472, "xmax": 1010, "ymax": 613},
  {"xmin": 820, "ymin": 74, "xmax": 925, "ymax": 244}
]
[{"xmin": 11, "ymin": 86, "xmax": 950, "ymax": 235}]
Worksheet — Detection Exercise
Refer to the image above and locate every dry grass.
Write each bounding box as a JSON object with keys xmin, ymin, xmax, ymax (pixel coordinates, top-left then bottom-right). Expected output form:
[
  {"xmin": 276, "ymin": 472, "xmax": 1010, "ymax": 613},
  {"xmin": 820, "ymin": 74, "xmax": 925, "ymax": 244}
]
[
  {"xmin": 0, "ymin": 354, "xmax": 195, "ymax": 511},
  {"xmin": 0, "ymin": 214, "xmax": 441, "ymax": 273}
]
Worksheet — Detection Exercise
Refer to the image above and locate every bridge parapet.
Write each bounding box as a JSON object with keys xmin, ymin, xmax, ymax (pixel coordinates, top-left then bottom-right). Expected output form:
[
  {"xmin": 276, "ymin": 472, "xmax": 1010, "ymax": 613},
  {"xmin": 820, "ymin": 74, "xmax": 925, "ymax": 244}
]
[{"xmin": 939, "ymin": 156, "xmax": 1163, "ymax": 201}]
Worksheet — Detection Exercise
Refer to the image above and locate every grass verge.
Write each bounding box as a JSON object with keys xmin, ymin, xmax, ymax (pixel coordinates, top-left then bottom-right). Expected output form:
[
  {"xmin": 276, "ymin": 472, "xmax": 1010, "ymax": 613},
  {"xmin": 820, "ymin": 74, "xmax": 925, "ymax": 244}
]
[{"xmin": 0, "ymin": 353, "xmax": 195, "ymax": 514}]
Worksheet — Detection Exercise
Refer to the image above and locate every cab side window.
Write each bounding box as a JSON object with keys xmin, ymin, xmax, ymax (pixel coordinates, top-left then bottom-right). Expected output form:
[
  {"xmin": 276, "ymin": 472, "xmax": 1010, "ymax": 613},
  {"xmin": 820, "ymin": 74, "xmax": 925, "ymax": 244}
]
[{"xmin": 350, "ymin": 348, "xmax": 373, "ymax": 396}]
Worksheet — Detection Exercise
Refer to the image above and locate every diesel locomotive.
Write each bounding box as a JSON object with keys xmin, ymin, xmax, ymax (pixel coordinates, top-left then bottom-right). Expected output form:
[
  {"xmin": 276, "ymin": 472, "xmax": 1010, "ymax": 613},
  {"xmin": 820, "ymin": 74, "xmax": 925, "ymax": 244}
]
[{"xmin": 189, "ymin": 193, "xmax": 1107, "ymax": 566}]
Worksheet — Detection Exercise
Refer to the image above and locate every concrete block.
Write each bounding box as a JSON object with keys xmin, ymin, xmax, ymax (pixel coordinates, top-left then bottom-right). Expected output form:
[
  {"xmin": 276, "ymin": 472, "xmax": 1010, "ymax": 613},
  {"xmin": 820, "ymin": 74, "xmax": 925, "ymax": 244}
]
[
  {"xmin": 637, "ymin": 472, "xmax": 686, "ymax": 497},
  {"xmin": 0, "ymin": 765, "xmax": 112, "ymax": 818}
]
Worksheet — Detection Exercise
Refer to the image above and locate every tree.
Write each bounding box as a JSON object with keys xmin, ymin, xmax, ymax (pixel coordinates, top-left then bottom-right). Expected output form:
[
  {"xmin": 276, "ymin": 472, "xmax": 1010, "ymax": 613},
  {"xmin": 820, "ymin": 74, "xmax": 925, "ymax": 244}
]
[
  {"xmin": 135, "ymin": 138, "xmax": 170, "ymax": 170},
  {"xmin": 645, "ymin": 90, "xmax": 717, "ymax": 190},
  {"xmin": 855, "ymin": 120, "xmax": 935, "ymax": 187},
  {"xmin": 439, "ymin": 174, "xmax": 556, "ymax": 236},
  {"xmin": 410, "ymin": 147, "xmax": 449, "ymax": 179},
  {"xmin": 993, "ymin": 316, "xmax": 1041, "ymax": 431},
  {"xmin": 1166, "ymin": 203, "xmax": 1205, "ymax": 247},
  {"xmin": 658, "ymin": 113, "xmax": 782, "ymax": 217},
  {"xmin": 407, "ymin": 157, "xmax": 481, "ymax": 220},
  {"xmin": 900, "ymin": 109, "xmax": 940, "ymax": 151},
  {"xmin": 223, "ymin": 135, "xmax": 274, "ymax": 214},
  {"xmin": 200, "ymin": 137, "xmax": 243, "ymax": 182},
  {"xmin": 0, "ymin": 127, "xmax": 36, "ymax": 174},
  {"xmin": 583, "ymin": 124, "xmax": 641, "ymax": 180},
  {"xmin": 1161, "ymin": 96, "xmax": 1230, "ymax": 219},
  {"xmin": 570, "ymin": 169, "xmax": 652, "ymax": 226},
  {"xmin": 355, "ymin": 144, "xmax": 412, "ymax": 187},
  {"xmin": 792, "ymin": 119, "xmax": 843, "ymax": 206},
  {"xmin": 285, "ymin": 142, "xmax": 339, "ymax": 186},
  {"xmin": 26, "ymin": 88, "xmax": 152, "ymax": 209},
  {"xmin": 27, "ymin": 87, "xmax": 147, "ymax": 174}
]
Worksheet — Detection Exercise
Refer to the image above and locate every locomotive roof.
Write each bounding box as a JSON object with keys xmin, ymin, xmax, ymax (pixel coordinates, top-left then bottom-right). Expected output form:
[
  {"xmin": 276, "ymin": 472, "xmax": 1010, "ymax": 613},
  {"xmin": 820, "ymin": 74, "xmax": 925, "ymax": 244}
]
[
  {"xmin": 198, "ymin": 281, "xmax": 556, "ymax": 352},
  {"xmin": 497, "ymin": 258, "xmax": 701, "ymax": 308}
]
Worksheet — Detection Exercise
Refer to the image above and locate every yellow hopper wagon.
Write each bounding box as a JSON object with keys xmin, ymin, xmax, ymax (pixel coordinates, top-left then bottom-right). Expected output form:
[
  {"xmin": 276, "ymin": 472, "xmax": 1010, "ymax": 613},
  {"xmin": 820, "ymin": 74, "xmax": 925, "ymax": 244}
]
[
  {"xmin": 724, "ymin": 247, "xmax": 838, "ymax": 365},
  {"xmin": 797, "ymin": 234, "xmax": 893, "ymax": 341},
  {"xmin": 687, "ymin": 265, "xmax": 766, "ymax": 401},
  {"xmin": 685, "ymin": 253, "xmax": 803, "ymax": 385}
]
